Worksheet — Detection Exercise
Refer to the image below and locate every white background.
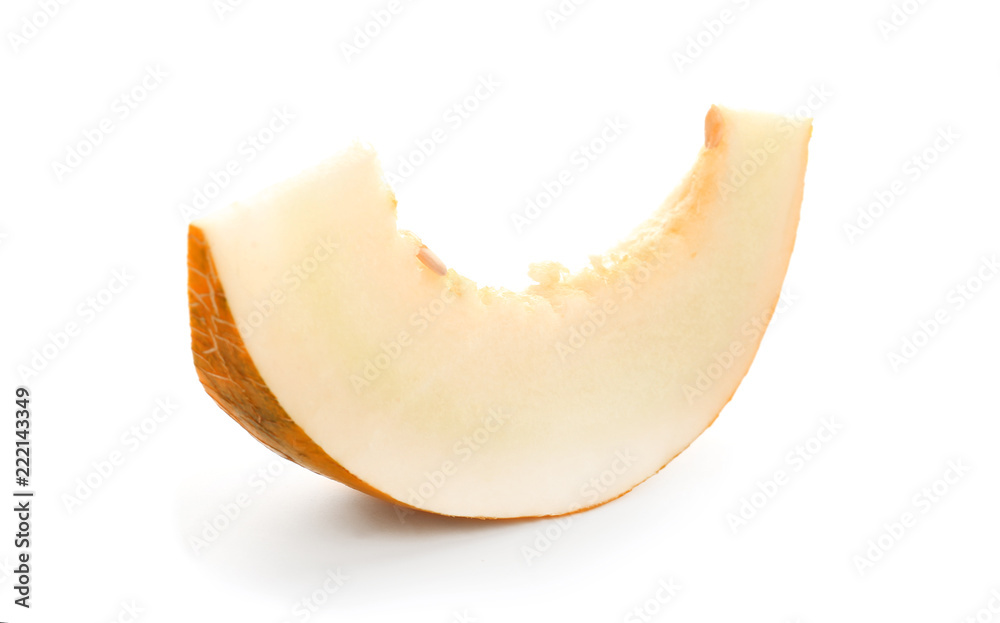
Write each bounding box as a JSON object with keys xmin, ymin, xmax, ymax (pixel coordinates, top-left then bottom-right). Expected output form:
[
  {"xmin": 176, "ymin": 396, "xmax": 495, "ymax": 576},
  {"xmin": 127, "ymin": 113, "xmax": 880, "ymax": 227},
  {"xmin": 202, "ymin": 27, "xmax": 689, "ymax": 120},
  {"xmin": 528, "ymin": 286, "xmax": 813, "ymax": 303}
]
[{"xmin": 2, "ymin": 0, "xmax": 999, "ymax": 621}]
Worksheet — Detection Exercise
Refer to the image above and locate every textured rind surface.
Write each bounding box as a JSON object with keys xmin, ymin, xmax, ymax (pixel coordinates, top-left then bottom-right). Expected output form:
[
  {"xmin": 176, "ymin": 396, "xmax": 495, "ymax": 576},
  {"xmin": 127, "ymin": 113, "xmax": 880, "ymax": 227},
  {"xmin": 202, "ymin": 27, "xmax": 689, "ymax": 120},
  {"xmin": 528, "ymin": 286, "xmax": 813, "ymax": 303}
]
[{"xmin": 187, "ymin": 224, "xmax": 403, "ymax": 506}]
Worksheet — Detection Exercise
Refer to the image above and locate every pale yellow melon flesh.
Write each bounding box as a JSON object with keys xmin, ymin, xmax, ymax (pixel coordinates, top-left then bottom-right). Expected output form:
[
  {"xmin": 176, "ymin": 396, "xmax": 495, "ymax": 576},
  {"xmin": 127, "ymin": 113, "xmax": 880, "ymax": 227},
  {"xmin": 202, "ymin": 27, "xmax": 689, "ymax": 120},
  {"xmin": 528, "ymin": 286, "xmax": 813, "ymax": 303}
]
[{"xmin": 189, "ymin": 106, "xmax": 812, "ymax": 519}]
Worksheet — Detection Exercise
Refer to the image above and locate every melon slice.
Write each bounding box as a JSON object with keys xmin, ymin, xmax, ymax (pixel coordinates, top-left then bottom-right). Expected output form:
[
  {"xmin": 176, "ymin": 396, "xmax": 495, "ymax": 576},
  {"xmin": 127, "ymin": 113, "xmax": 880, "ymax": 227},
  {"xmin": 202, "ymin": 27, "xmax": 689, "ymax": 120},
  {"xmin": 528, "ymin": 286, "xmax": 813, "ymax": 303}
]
[{"xmin": 188, "ymin": 105, "xmax": 812, "ymax": 519}]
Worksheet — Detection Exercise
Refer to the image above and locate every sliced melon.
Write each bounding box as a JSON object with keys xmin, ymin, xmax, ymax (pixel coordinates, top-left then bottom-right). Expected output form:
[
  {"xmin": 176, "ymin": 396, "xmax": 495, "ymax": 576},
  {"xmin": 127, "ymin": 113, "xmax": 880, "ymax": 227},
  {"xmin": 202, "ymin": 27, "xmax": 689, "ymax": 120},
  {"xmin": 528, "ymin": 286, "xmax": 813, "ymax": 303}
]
[{"xmin": 188, "ymin": 105, "xmax": 812, "ymax": 519}]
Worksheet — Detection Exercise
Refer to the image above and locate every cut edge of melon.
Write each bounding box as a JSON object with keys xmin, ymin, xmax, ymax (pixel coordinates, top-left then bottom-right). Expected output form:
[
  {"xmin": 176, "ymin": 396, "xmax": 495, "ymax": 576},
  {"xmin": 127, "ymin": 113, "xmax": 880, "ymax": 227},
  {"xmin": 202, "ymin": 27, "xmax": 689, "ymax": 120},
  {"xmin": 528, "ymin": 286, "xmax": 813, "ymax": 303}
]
[
  {"xmin": 186, "ymin": 105, "xmax": 808, "ymax": 520},
  {"xmin": 188, "ymin": 221, "xmax": 749, "ymax": 520}
]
